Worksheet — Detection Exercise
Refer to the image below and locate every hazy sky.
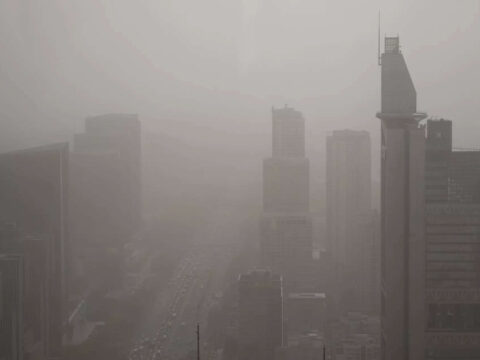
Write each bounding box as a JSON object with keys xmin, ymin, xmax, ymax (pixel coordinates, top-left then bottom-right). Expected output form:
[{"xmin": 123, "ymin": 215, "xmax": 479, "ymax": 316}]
[{"xmin": 0, "ymin": 0, "xmax": 478, "ymax": 165}]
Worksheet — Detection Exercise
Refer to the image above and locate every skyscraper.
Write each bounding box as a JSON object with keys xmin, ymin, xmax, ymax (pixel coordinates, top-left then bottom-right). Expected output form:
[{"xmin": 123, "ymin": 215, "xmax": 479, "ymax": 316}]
[
  {"xmin": 376, "ymin": 37, "xmax": 427, "ymax": 360},
  {"xmin": 261, "ymin": 106, "xmax": 312, "ymax": 291},
  {"xmin": 0, "ymin": 143, "xmax": 69, "ymax": 358},
  {"xmin": 238, "ymin": 270, "xmax": 283, "ymax": 360},
  {"xmin": 326, "ymin": 130, "xmax": 374, "ymax": 313}
]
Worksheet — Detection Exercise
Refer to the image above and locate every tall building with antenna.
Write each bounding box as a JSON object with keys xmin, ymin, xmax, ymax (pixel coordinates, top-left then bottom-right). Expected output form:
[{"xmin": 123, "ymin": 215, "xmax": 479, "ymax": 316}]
[{"xmin": 376, "ymin": 37, "xmax": 427, "ymax": 360}]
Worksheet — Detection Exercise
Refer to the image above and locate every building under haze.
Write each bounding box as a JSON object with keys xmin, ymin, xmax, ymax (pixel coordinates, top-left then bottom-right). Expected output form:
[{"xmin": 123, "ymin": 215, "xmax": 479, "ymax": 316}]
[
  {"xmin": 425, "ymin": 119, "xmax": 480, "ymax": 359},
  {"xmin": 326, "ymin": 130, "xmax": 378, "ymax": 314},
  {"xmin": 0, "ymin": 143, "xmax": 69, "ymax": 359},
  {"xmin": 0, "ymin": 253, "xmax": 23, "ymax": 360},
  {"xmin": 73, "ymin": 113, "xmax": 141, "ymax": 234},
  {"xmin": 285, "ymin": 292, "xmax": 326, "ymax": 336},
  {"xmin": 376, "ymin": 37, "xmax": 426, "ymax": 360},
  {"xmin": 0, "ymin": 224, "xmax": 54, "ymax": 360},
  {"xmin": 261, "ymin": 106, "xmax": 313, "ymax": 291},
  {"xmin": 69, "ymin": 114, "xmax": 141, "ymax": 296},
  {"xmin": 238, "ymin": 270, "xmax": 283, "ymax": 360}
]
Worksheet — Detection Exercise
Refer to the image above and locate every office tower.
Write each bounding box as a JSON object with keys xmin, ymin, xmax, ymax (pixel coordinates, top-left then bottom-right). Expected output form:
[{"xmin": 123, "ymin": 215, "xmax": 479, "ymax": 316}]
[
  {"xmin": 261, "ymin": 106, "xmax": 312, "ymax": 291},
  {"xmin": 326, "ymin": 130, "xmax": 374, "ymax": 313},
  {"xmin": 376, "ymin": 37, "xmax": 427, "ymax": 360},
  {"xmin": 73, "ymin": 113, "xmax": 141, "ymax": 234},
  {"xmin": 0, "ymin": 143, "xmax": 69, "ymax": 358},
  {"xmin": 238, "ymin": 270, "xmax": 283, "ymax": 360},
  {"xmin": 0, "ymin": 254, "xmax": 23, "ymax": 360},
  {"xmin": 425, "ymin": 119, "xmax": 480, "ymax": 359}
]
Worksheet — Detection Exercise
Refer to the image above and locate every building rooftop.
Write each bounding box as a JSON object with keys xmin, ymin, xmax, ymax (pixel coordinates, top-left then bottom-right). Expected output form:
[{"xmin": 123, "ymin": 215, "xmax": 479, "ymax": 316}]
[
  {"xmin": 288, "ymin": 293, "xmax": 326, "ymax": 300},
  {"xmin": 272, "ymin": 105, "xmax": 304, "ymax": 120}
]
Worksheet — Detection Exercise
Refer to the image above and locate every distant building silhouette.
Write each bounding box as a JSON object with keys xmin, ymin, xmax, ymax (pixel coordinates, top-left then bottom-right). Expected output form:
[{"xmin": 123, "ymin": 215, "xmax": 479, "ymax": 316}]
[
  {"xmin": 69, "ymin": 114, "xmax": 141, "ymax": 296},
  {"xmin": 238, "ymin": 270, "xmax": 283, "ymax": 360},
  {"xmin": 261, "ymin": 106, "xmax": 313, "ymax": 291},
  {"xmin": 326, "ymin": 130, "xmax": 379, "ymax": 314},
  {"xmin": 73, "ymin": 113, "xmax": 141, "ymax": 234},
  {"xmin": 376, "ymin": 37, "xmax": 426, "ymax": 360}
]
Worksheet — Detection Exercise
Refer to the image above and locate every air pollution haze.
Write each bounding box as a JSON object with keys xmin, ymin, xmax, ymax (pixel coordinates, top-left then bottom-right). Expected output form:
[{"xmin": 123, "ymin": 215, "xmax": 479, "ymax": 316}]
[{"xmin": 0, "ymin": 1, "xmax": 479, "ymax": 360}]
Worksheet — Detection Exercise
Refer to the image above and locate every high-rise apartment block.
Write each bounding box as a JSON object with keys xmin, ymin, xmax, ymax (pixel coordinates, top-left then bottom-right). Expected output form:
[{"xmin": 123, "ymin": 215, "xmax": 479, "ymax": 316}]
[{"xmin": 376, "ymin": 37, "xmax": 426, "ymax": 360}]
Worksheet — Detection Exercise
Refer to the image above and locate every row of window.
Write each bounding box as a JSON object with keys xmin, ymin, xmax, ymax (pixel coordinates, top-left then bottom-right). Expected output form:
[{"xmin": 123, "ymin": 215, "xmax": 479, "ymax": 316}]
[{"xmin": 427, "ymin": 303, "xmax": 480, "ymax": 331}]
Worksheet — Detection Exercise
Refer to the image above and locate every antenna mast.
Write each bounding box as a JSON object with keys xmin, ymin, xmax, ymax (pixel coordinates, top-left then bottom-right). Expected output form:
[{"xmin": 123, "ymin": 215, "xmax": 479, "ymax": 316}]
[{"xmin": 377, "ymin": 11, "xmax": 382, "ymax": 66}]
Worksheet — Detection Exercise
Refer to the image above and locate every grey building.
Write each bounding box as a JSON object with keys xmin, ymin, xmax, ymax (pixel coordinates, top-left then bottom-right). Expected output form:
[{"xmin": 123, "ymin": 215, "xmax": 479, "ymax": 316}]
[
  {"xmin": 285, "ymin": 292, "xmax": 326, "ymax": 336},
  {"xmin": 0, "ymin": 143, "xmax": 69, "ymax": 359},
  {"xmin": 425, "ymin": 119, "xmax": 480, "ymax": 359},
  {"xmin": 238, "ymin": 270, "xmax": 283, "ymax": 360},
  {"xmin": 261, "ymin": 106, "xmax": 312, "ymax": 291},
  {"xmin": 69, "ymin": 114, "xmax": 142, "ymax": 297},
  {"xmin": 73, "ymin": 113, "xmax": 142, "ymax": 234},
  {"xmin": 326, "ymin": 130, "xmax": 375, "ymax": 313},
  {"xmin": 376, "ymin": 37, "xmax": 426, "ymax": 360}
]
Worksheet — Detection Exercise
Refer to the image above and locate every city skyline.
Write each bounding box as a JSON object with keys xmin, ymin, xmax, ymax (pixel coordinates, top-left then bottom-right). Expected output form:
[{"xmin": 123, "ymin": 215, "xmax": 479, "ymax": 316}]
[{"xmin": 1, "ymin": 3, "xmax": 479, "ymax": 360}]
